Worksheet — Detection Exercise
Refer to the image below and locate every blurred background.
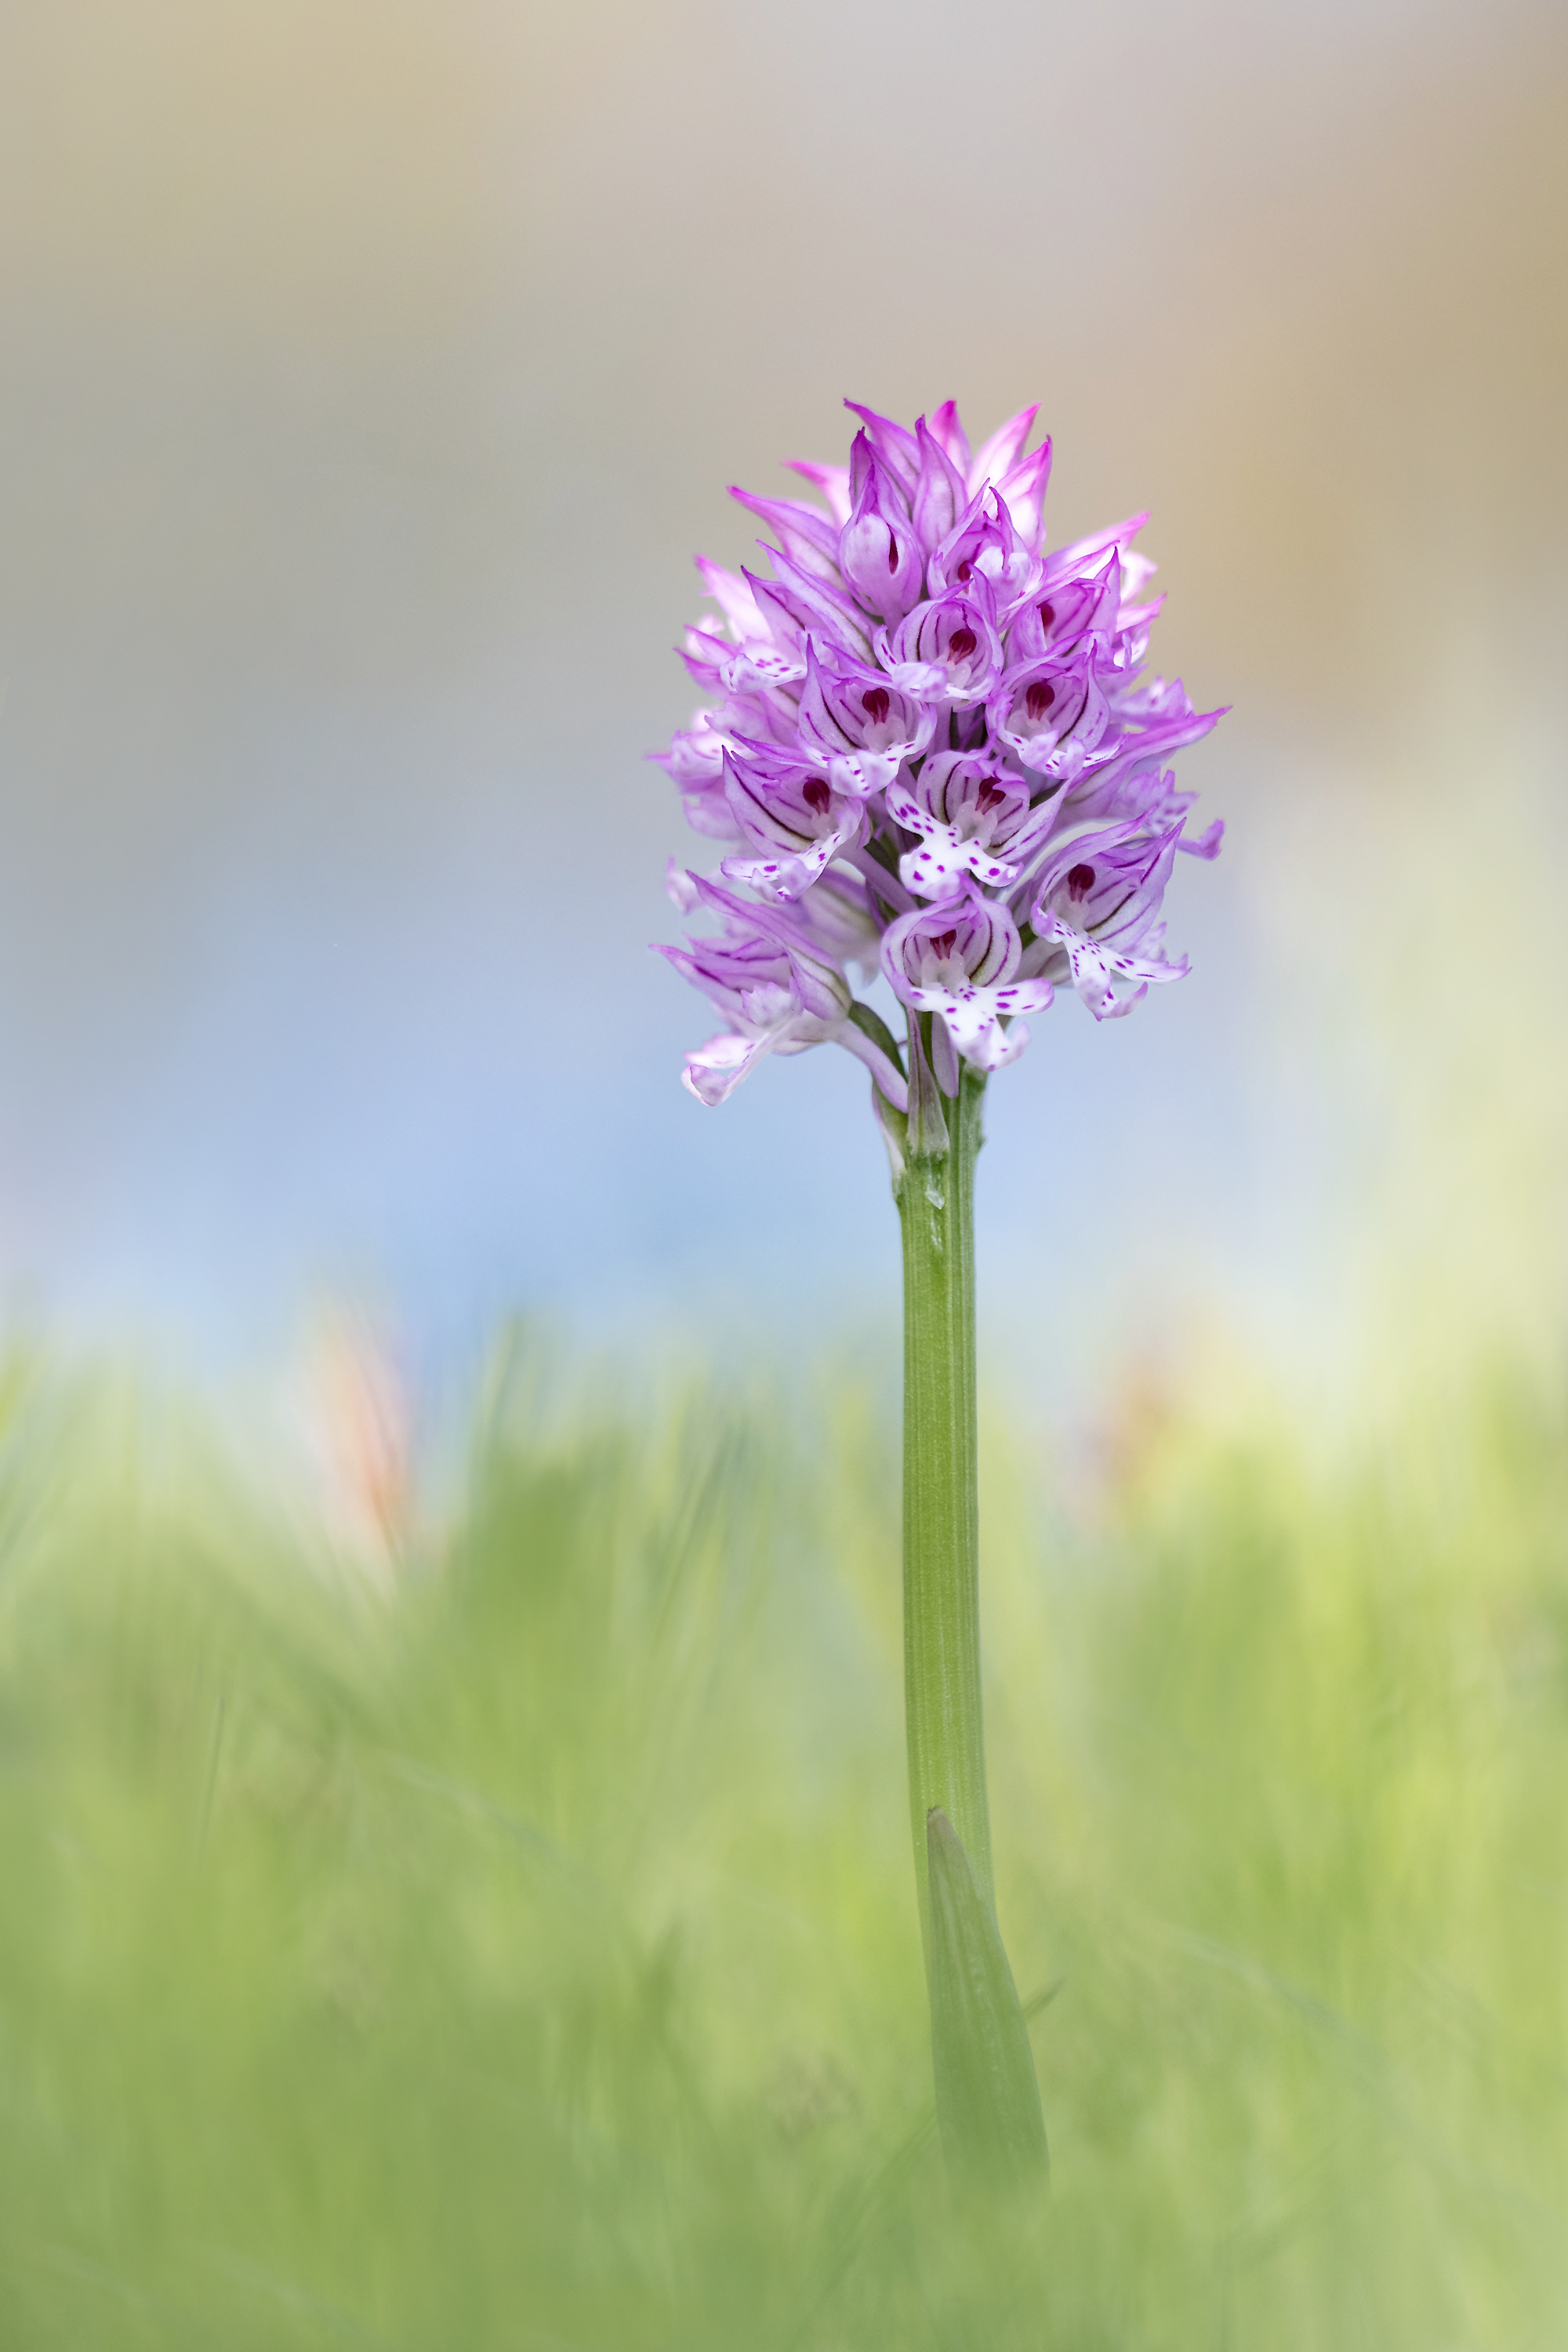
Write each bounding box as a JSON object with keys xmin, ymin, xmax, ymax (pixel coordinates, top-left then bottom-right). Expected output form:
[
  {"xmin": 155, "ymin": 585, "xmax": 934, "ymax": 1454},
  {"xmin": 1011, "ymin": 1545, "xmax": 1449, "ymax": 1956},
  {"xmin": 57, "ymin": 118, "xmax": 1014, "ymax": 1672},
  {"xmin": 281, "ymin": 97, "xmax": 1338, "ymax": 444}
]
[
  {"xmin": 3, "ymin": 11, "xmax": 1568, "ymax": 2342},
  {"xmin": 0, "ymin": 0, "xmax": 1564, "ymax": 1414}
]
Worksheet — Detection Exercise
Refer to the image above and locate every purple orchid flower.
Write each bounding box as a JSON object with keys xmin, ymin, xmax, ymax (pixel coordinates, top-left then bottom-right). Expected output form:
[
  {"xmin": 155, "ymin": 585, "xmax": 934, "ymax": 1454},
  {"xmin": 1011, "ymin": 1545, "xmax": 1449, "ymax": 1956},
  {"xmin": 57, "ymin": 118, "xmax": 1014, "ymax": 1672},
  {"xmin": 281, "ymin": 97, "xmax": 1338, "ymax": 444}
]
[
  {"xmin": 988, "ymin": 654, "xmax": 1112, "ymax": 780},
  {"xmin": 1023, "ymin": 822, "xmax": 1190, "ymax": 1021},
  {"xmin": 652, "ymin": 398, "xmax": 1222, "ymax": 1104},
  {"xmin": 1004, "ymin": 548, "xmax": 1124, "ymax": 666},
  {"xmin": 989, "ymin": 437, "xmax": 1054, "ymax": 555},
  {"xmin": 719, "ymin": 744, "xmax": 870, "ymax": 902},
  {"xmin": 796, "ymin": 641, "xmax": 936, "ymax": 793},
  {"xmin": 659, "ymin": 873, "xmax": 908, "ymax": 1108},
  {"xmin": 880, "ymin": 889, "xmax": 1055, "ymax": 1090},
  {"xmin": 926, "ymin": 485, "xmax": 1041, "ymax": 609},
  {"xmin": 880, "ymin": 588, "xmax": 1006, "ymax": 706},
  {"xmin": 743, "ymin": 562, "xmax": 873, "ymax": 670},
  {"xmin": 838, "ymin": 440, "xmax": 927, "ymax": 623},
  {"xmin": 887, "ymin": 752, "xmax": 1054, "ymax": 900}
]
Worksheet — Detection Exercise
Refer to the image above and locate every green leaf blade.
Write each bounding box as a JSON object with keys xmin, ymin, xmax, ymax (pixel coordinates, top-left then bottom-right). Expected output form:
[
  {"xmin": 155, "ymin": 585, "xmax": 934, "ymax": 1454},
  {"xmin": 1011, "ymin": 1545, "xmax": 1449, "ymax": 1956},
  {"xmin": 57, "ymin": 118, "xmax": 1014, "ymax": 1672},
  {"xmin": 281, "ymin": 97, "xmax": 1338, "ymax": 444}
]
[{"xmin": 926, "ymin": 1806, "xmax": 1049, "ymax": 2200}]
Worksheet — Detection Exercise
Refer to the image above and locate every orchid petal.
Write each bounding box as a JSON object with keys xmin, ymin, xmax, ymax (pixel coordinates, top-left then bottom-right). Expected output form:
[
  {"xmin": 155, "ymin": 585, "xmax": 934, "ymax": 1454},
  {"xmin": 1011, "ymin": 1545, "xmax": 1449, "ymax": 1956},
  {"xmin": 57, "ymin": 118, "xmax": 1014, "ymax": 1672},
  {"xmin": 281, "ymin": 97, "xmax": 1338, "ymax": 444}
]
[
  {"xmin": 927, "ymin": 398, "xmax": 971, "ymax": 473},
  {"xmin": 843, "ymin": 401, "xmax": 921, "ymax": 498},
  {"xmin": 967, "ymin": 405, "xmax": 1038, "ymax": 492},
  {"xmin": 784, "ymin": 458, "xmax": 852, "ymax": 525},
  {"xmin": 681, "ymin": 1031, "xmax": 768, "ymax": 1105},
  {"xmin": 911, "ymin": 416, "xmax": 970, "ymax": 557},
  {"xmin": 1041, "ymin": 514, "xmax": 1149, "ymax": 583},
  {"xmin": 993, "ymin": 437, "xmax": 1053, "ymax": 554},
  {"xmin": 753, "ymin": 550, "xmax": 876, "ymax": 662},
  {"xmin": 695, "ymin": 557, "xmax": 771, "ymax": 645},
  {"xmin": 728, "ymin": 485, "xmax": 844, "ymax": 583}
]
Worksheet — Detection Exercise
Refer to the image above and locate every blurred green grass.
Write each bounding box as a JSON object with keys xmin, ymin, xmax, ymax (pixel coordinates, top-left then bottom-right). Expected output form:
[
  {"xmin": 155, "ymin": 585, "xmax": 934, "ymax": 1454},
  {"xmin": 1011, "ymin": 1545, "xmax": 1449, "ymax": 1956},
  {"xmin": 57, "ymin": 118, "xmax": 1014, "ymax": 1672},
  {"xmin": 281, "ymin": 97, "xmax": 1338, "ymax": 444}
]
[{"xmin": 1, "ymin": 1333, "xmax": 1566, "ymax": 2348}]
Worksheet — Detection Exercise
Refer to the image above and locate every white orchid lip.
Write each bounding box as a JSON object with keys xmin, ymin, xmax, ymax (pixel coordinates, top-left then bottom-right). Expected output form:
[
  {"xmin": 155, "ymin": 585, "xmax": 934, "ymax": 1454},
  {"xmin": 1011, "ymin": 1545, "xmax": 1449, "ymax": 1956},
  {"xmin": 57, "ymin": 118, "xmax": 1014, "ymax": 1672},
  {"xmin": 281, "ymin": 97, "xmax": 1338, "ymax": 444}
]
[
  {"xmin": 871, "ymin": 891, "xmax": 1057, "ymax": 1089},
  {"xmin": 657, "ymin": 399, "xmax": 1223, "ymax": 1101},
  {"xmin": 887, "ymin": 752, "xmax": 1055, "ymax": 903}
]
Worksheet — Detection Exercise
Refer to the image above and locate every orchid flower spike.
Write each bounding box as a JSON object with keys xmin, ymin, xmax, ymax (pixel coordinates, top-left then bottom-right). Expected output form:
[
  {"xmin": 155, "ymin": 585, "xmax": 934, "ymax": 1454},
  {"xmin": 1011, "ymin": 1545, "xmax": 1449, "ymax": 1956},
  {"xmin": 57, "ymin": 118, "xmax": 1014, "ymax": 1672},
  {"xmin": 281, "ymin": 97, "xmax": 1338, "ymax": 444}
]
[
  {"xmin": 653, "ymin": 401, "xmax": 1224, "ymax": 1107},
  {"xmin": 648, "ymin": 401, "xmax": 1229, "ymax": 2199}
]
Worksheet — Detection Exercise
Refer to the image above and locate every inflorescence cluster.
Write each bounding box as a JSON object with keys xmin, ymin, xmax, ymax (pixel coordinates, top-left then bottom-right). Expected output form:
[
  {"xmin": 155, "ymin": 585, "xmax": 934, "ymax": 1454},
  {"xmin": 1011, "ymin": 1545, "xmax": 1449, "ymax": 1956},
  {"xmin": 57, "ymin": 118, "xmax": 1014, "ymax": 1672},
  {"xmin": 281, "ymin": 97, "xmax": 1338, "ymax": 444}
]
[{"xmin": 654, "ymin": 401, "xmax": 1224, "ymax": 1114}]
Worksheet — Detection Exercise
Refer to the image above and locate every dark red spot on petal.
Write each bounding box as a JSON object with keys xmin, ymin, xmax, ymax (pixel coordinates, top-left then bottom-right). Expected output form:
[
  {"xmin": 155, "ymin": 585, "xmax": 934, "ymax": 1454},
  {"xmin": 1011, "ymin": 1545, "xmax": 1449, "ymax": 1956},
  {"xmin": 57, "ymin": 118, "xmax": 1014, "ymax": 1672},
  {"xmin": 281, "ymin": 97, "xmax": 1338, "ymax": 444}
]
[
  {"xmin": 931, "ymin": 929, "xmax": 957, "ymax": 960},
  {"xmin": 956, "ymin": 560, "xmax": 972, "ymax": 583},
  {"xmin": 1037, "ymin": 601, "xmax": 1055, "ymax": 628},
  {"xmin": 802, "ymin": 779, "xmax": 831, "ymax": 815},
  {"xmin": 861, "ymin": 686, "xmax": 891, "ymax": 725},
  {"xmin": 1025, "ymin": 681, "xmax": 1056, "ymax": 721},
  {"xmin": 887, "ymin": 532, "xmax": 899, "ymax": 573},
  {"xmin": 976, "ymin": 782, "xmax": 1008, "ymax": 814},
  {"xmin": 1067, "ymin": 862, "xmax": 1096, "ymax": 902},
  {"xmin": 947, "ymin": 626, "xmax": 978, "ymax": 662}
]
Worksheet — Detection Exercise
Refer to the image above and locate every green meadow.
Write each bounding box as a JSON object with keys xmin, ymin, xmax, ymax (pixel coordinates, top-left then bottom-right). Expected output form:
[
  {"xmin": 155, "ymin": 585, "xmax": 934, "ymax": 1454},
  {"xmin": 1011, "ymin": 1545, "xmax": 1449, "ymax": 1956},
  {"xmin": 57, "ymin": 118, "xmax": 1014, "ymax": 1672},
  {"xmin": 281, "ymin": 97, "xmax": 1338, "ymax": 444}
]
[{"xmin": 1, "ymin": 1331, "xmax": 1565, "ymax": 2348}]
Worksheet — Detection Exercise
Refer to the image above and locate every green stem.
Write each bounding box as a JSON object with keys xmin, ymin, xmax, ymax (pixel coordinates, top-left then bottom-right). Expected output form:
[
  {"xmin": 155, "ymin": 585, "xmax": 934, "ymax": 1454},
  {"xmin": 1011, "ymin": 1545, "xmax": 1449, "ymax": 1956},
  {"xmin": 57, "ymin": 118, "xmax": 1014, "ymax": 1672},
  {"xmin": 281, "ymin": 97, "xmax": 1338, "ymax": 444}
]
[
  {"xmin": 883, "ymin": 1032, "xmax": 1047, "ymax": 2193},
  {"xmin": 894, "ymin": 1053, "xmax": 991, "ymax": 1955}
]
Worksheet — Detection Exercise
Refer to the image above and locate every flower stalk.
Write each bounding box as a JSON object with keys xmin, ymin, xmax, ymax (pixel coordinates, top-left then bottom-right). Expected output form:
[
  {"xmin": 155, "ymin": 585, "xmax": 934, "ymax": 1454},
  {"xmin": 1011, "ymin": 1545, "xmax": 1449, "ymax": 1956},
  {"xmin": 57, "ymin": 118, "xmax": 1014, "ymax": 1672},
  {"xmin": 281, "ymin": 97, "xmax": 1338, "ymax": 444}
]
[
  {"xmin": 887, "ymin": 1039, "xmax": 1048, "ymax": 2192},
  {"xmin": 894, "ymin": 1046, "xmax": 990, "ymax": 1940}
]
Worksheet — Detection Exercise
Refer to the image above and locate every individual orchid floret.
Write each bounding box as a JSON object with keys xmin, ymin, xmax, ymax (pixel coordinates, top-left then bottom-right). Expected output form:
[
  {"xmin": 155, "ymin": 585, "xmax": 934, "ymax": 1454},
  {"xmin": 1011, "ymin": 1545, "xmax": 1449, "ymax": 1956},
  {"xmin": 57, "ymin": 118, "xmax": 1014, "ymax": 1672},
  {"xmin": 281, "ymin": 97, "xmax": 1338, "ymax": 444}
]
[
  {"xmin": 1004, "ymin": 549, "xmax": 1123, "ymax": 666},
  {"xmin": 796, "ymin": 641, "xmax": 936, "ymax": 792},
  {"xmin": 988, "ymin": 655, "xmax": 1111, "ymax": 780},
  {"xmin": 719, "ymin": 745, "xmax": 869, "ymax": 901},
  {"xmin": 1040, "ymin": 512, "xmax": 1149, "ymax": 587},
  {"xmin": 881, "ymin": 888, "xmax": 1054, "ymax": 1088},
  {"xmin": 927, "ymin": 485, "xmax": 1041, "ymax": 610},
  {"xmin": 655, "ymin": 710, "xmax": 725, "ymax": 789},
  {"xmin": 838, "ymin": 440, "xmax": 927, "ymax": 624},
  {"xmin": 693, "ymin": 557, "xmax": 773, "ymax": 649},
  {"xmin": 886, "ymin": 753, "xmax": 1054, "ymax": 900},
  {"xmin": 925, "ymin": 398, "xmax": 971, "ymax": 471},
  {"xmin": 1024, "ymin": 822, "xmax": 1189, "ymax": 1021},
  {"xmin": 744, "ymin": 562, "xmax": 874, "ymax": 670},
  {"xmin": 880, "ymin": 589, "xmax": 1005, "ymax": 706},
  {"xmin": 652, "ymin": 713, "xmax": 735, "ymax": 838},
  {"xmin": 684, "ymin": 558, "xmax": 809, "ymax": 692},
  {"xmin": 679, "ymin": 620, "xmax": 746, "ymax": 695},
  {"xmin": 1066, "ymin": 690, "xmax": 1228, "ymax": 803},
  {"xmin": 658, "ymin": 874, "xmax": 907, "ymax": 1108}
]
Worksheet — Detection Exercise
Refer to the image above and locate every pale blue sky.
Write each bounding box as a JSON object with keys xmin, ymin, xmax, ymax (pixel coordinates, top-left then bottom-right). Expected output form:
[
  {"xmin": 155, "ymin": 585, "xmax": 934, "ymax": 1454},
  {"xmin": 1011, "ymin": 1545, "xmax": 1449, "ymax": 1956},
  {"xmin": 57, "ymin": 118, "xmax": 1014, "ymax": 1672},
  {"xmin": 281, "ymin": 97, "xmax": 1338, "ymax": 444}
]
[{"xmin": 0, "ymin": 0, "xmax": 1562, "ymax": 1399}]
